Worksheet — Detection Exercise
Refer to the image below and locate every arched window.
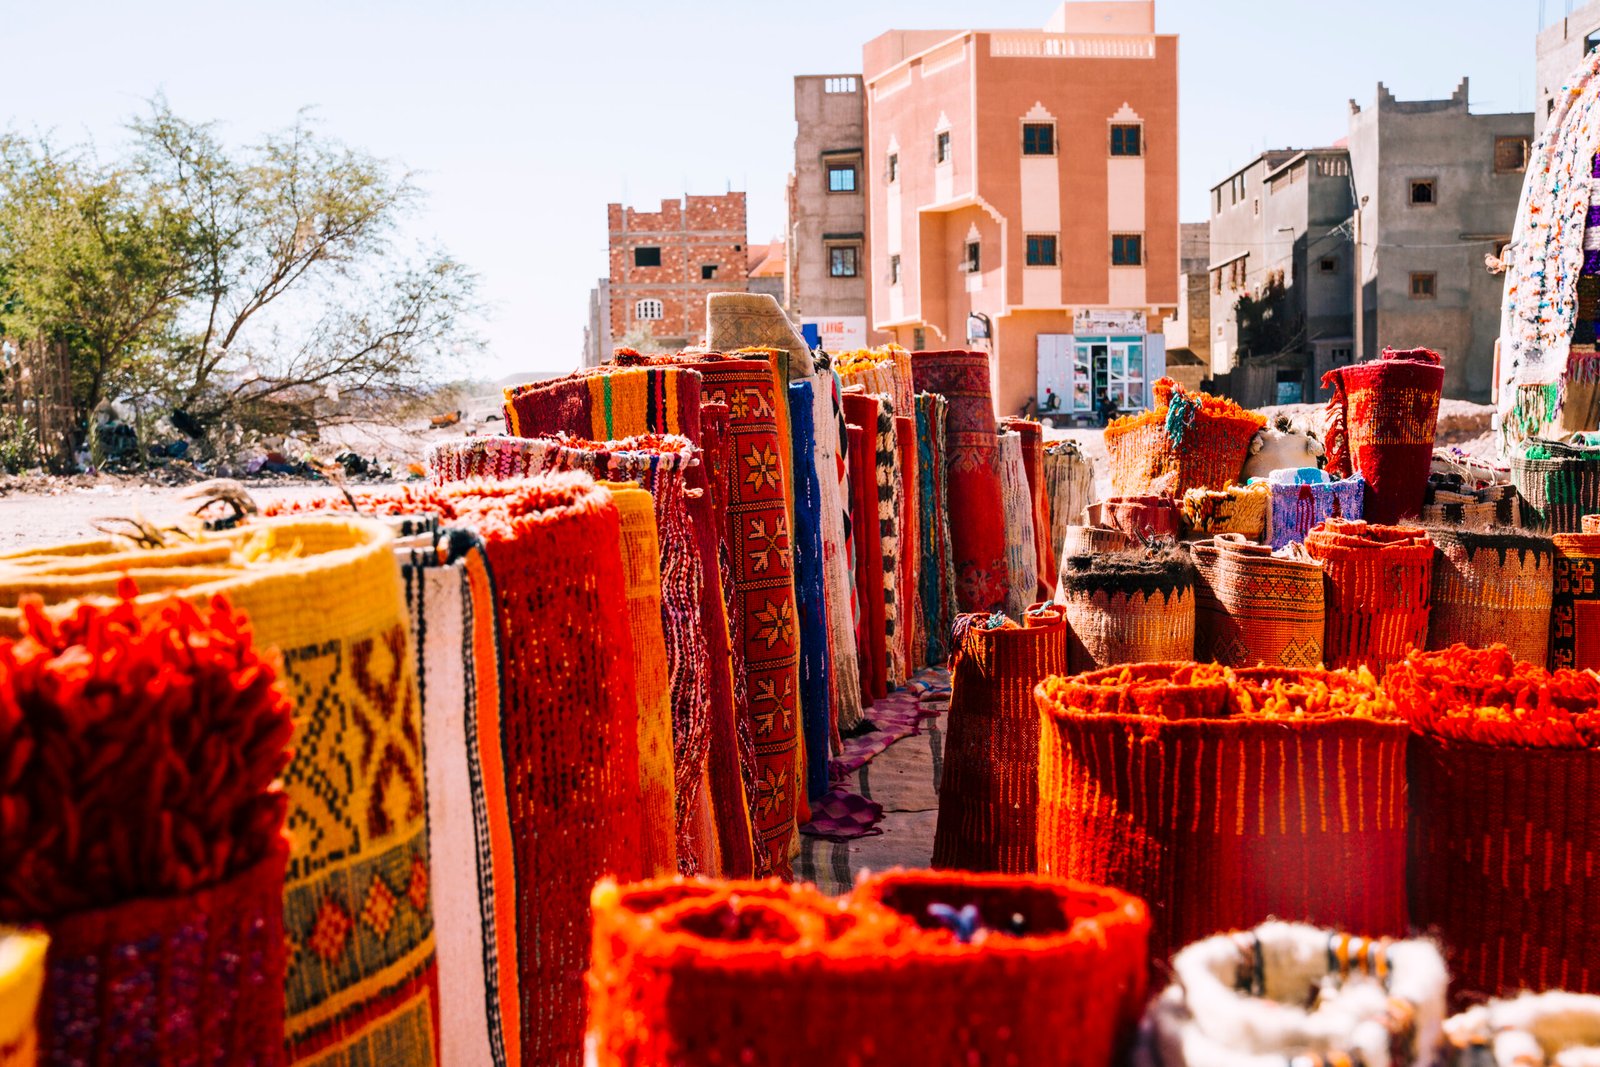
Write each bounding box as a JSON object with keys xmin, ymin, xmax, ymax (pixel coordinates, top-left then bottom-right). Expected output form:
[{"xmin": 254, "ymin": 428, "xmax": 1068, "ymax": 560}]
[{"xmin": 635, "ymin": 298, "xmax": 664, "ymax": 321}]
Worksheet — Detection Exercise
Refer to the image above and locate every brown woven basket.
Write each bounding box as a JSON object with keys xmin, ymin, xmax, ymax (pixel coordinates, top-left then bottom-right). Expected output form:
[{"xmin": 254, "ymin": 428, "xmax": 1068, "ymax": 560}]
[
  {"xmin": 1512, "ymin": 438, "xmax": 1600, "ymax": 533},
  {"xmin": 1192, "ymin": 535, "xmax": 1324, "ymax": 668},
  {"xmin": 1426, "ymin": 528, "xmax": 1554, "ymax": 665},
  {"xmin": 1058, "ymin": 552, "xmax": 1195, "ymax": 671}
]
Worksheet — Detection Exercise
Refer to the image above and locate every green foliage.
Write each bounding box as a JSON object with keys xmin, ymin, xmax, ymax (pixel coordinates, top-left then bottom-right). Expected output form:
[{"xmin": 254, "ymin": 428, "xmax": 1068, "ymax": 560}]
[
  {"xmin": 0, "ymin": 99, "xmax": 482, "ymax": 450},
  {"xmin": 0, "ymin": 414, "xmax": 38, "ymax": 472}
]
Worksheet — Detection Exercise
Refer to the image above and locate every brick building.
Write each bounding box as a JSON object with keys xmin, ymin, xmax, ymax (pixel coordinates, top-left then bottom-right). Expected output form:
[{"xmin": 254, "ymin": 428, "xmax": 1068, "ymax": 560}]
[
  {"xmin": 607, "ymin": 193, "xmax": 750, "ymax": 348},
  {"xmin": 863, "ymin": 0, "xmax": 1180, "ymax": 418}
]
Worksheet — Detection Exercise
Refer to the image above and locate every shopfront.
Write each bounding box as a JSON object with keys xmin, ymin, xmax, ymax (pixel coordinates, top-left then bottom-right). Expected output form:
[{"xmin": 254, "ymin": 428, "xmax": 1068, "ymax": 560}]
[{"xmin": 1035, "ymin": 312, "xmax": 1166, "ymax": 419}]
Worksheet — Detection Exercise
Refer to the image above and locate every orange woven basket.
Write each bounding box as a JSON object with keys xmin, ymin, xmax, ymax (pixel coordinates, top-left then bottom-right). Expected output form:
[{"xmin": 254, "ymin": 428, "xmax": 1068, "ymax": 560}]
[
  {"xmin": 1303, "ymin": 519, "xmax": 1433, "ymax": 673},
  {"xmin": 1104, "ymin": 378, "xmax": 1264, "ymax": 496},
  {"xmin": 587, "ymin": 871, "xmax": 1149, "ymax": 1067}
]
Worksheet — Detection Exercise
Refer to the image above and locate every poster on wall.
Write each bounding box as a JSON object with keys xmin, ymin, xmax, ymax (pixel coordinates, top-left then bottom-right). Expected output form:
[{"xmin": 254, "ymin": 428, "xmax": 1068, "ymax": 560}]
[{"xmin": 803, "ymin": 316, "xmax": 868, "ymax": 353}]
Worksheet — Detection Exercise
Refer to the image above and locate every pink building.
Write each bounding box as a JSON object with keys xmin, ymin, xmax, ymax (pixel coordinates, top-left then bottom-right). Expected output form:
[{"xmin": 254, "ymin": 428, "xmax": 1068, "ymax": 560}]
[{"xmin": 864, "ymin": 0, "xmax": 1179, "ymax": 418}]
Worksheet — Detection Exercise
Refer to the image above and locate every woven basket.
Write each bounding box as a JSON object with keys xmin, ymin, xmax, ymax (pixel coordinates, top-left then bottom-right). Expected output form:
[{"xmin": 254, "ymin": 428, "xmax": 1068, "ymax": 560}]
[
  {"xmin": 1514, "ymin": 437, "xmax": 1600, "ymax": 533},
  {"xmin": 1058, "ymin": 552, "xmax": 1195, "ymax": 671},
  {"xmin": 1104, "ymin": 380, "xmax": 1263, "ymax": 496},
  {"xmin": 38, "ymin": 845, "xmax": 289, "ymax": 1067},
  {"xmin": 1265, "ymin": 468, "xmax": 1366, "ymax": 549},
  {"xmin": 1445, "ymin": 993, "xmax": 1600, "ymax": 1065},
  {"xmin": 1086, "ymin": 494, "xmax": 1184, "ymax": 542},
  {"xmin": 587, "ymin": 872, "xmax": 1150, "ymax": 1067},
  {"xmin": 1389, "ymin": 648, "xmax": 1600, "ymax": 1001},
  {"xmin": 0, "ymin": 518, "xmax": 440, "ymax": 1066},
  {"xmin": 0, "ymin": 931, "xmax": 45, "ymax": 1067},
  {"xmin": 1181, "ymin": 483, "xmax": 1269, "ymax": 540},
  {"xmin": 1426, "ymin": 529, "xmax": 1554, "ymax": 665},
  {"xmin": 1036, "ymin": 663, "xmax": 1409, "ymax": 964},
  {"xmin": 1322, "ymin": 347, "xmax": 1444, "ymax": 525},
  {"xmin": 1138, "ymin": 922, "xmax": 1448, "ymax": 1067},
  {"xmin": 932, "ymin": 606, "xmax": 1069, "ymax": 874},
  {"xmin": 1304, "ymin": 519, "xmax": 1434, "ymax": 673},
  {"xmin": 1553, "ymin": 532, "xmax": 1600, "ymax": 670},
  {"xmin": 1191, "ymin": 535, "xmax": 1324, "ymax": 668}
]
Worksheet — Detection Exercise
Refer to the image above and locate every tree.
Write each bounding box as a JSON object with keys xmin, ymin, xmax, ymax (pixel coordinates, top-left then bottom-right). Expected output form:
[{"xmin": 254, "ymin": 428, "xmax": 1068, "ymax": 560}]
[{"xmin": 0, "ymin": 99, "xmax": 482, "ymax": 456}]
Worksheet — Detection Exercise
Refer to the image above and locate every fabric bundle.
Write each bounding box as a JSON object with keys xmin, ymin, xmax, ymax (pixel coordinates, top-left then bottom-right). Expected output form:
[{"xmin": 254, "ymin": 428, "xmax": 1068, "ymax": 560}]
[
  {"xmin": 1035, "ymin": 663, "xmax": 1409, "ymax": 964},
  {"xmin": 1104, "ymin": 378, "xmax": 1264, "ymax": 497},
  {"xmin": 787, "ymin": 380, "xmax": 832, "ymax": 802},
  {"xmin": 834, "ymin": 345, "xmax": 915, "ymax": 417},
  {"xmin": 400, "ymin": 533, "xmax": 519, "ymax": 1066},
  {"xmin": 704, "ymin": 292, "xmax": 814, "ymax": 382},
  {"xmin": 0, "ymin": 518, "xmax": 440, "ymax": 1065},
  {"xmin": 1426, "ymin": 529, "xmax": 1554, "ymax": 666},
  {"xmin": 1388, "ymin": 646, "xmax": 1600, "ymax": 1000},
  {"xmin": 1045, "ymin": 440, "xmax": 1098, "ymax": 561},
  {"xmin": 1191, "ymin": 535, "xmax": 1325, "ymax": 668},
  {"xmin": 997, "ymin": 431, "xmax": 1041, "ymax": 620},
  {"xmin": 0, "ymin": 588, "xmax": 294, "ymax": 1066},
  {"xmin": 932, "ymin": 605, "xmax": 1069, "ymax": 874},
  {"xmin": 1266, "ymin": 468, "xmax": 1366, "ymax": 550},
  {"xmin": 1181, "ymin": 483, "xmax": 1269, "ymax": 540},
  {"xmin": 1423, "ymin": 451, "xmax": 1521, "ymax": 528},
  {"xmin": 1553, "ymin": 532, "xmax": 1600, "ymax": 669},
  {"xmin": 428, "ymin": 432, "xmax": 718, "ymax": 872},
  {"xmin": 910, "ymin": 351, "xmax": 1009, "ymax": 613},
  {"xmin": 811, "ymin": 364, "xmax": 864, "ymax": 735},
  {"xmin": 1446, "ymin": 993, "xmax": 1600, "ymax": 1065},
  {"xmin": 1057, "ymin": 551, "xmax": 1195, "ymax": 671},
  {"xmin": 1322, "ymin": 347, "xmax": 1444, "ymax": 525},
  {"xmin": 0, "ymin": 931, "xmax": 45, "ymax": 1067},
  {"xmin": 1512, "ymin": 436, "xmax": 1600, "ymax": 533},
  {"xmin": 1086, "ymin": 494, "xmax": 1184, "ymax": 542},
  {"xmin": 1138, "ymin": 922, "xmax": 1448, "ymax": 1067},
  {"xmin": 915, "ymin": 392, "xmax": 960, "ymax": 666},
  {"xmin": 843, "ymin": 399, "xmax": 888, "ymax": 702},
  {"xmin": 1304, "ymin": 519, "xmax": 1434, "ymax": 673},
  {"xmin": 586, "ymin": 871, "xmax": 1150, "ymax": 1067},
  {"xmin": 999, "ymin": 417, "xmax": 1057, "ymax": 596}
]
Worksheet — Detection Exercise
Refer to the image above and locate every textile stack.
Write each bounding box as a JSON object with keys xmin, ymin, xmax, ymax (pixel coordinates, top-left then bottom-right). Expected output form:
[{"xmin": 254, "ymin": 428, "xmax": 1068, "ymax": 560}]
[
  {"xmin": 1035, "ymin": 663, "xmax": 1408, "ymax": 962},
  {"xmin": 586, "ymin": 871, "xmax": 1150, "ymax": 1066},
  {"xmin": 1424, "ymin": 448, "xmax": 1520, "ymax": 529},
  {"xmin": 1104, "ymin": 378, "xmax": 1264, "ymax": 496},
  {"xmin": 1323, "ymin": 347, "xmax": 1445, "ymax": 524}
]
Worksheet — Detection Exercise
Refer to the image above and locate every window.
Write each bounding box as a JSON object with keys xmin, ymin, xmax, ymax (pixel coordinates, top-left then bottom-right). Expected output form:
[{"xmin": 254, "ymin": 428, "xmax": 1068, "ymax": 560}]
[
  {"xmin": 1110, "ymin": 123, "xmax": 1142, "ymax": 157},
  {"xmin": 824, "ymin": 76, "xmax": 858, "ymax": 94},
  {"xmin": 964, "ymin": 240, "xmax": 981, "ymax": 273},
  {"xmin": 1495, "ymin": 136, "xmax": 1531, "ymax": 174},
  {"xmin": 829, "ymin": 245, "xmax": 859, "ymax": 278},
  {"xmin": 912, "ymin": 327, "xmax": 926, "ymax": 351},
  {"xmin": 827, "ymin": 162, "xmax": 858, "ymax": 192},
  {"xmin": 701, "ymin": 264, "xmax": 717, "ymax": 280},
  {"xmin": 1025, "ymin": 234, "xmax": 1058, "ymax": 266},
  {"xmin": 1587, "ymin": 30, "xmax": 1600, "ymax": 55},
  {"xmin": 1214, "ymin": 188, "xmax": 1222, "ymax": 215},
  {"xmin": 1549, "ymin": 98, "xmax": 1557, "ymax": 118},
  {"xmin": 1212, "ymin": 268, "xmax": 1222, "ymax": 294},
  {"xmin": 633, "ymin": 246, "xmax": 662, "ymax": 267},
  {"xmin": 1253, "ymin": 197, "xmax": 1261, "ymax": 218},
  {"xmin": 889, "ymin": 254, "xmax": 901, "ymax": 284},
  {"xmin": 1022, "ymin": 122, "xmax": 1055, "ymax": 156},
  {"xmin": 1410, "ymin": 179, "xmax": 1436, "ymax": 206},
  {"xmin": 887, "ymin": 153, "xmax": 899, "ymax": 182},
  {"xmin": 1410, "ymin": 272, "xmax": 1437, "ymax": 299},
  {"xmin": 635, "ymin": 298, "xmax": 663, "ymax": 321},
  {"xmin": 936, "ymin": 131, "xmax": 951, "ymax": 164},
  {"xmin": 1319, "ymin": 256, "xmax": 1339, "ymax": 274},
  {"xmin": 1329, "ymin": 345, "xmax": 1353, "ymax": 364},
  {"xmin": 1111, "ymin": 233, "xmax": 1143, "ymax": 266}
]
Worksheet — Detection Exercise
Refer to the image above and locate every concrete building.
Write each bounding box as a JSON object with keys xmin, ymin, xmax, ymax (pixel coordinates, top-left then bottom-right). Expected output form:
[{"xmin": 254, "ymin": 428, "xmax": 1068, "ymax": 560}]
[
  {"xmin": 746, "ymin": 239, "xmax": 787, "ymax": 303},
  {"xmin": 863, "ymin": 0, "xmax": 1179, "ymax": 418},
  {"xmin": 581, "ymin": 277, "xmax": 611, "ymax": 368},
  {"xmin": 607, "ymin": 193, "xmax": 749, "ymax": 349},
  {"xmin": 1537, "ymin": 3, "xmax": 1600, "ymax": 137},
  {"xmin": 1206, "ymin": 80, "xmax": 1529, "ymax": 405},
  {"xmin": 1162, "ymin": 220, "xmax": 1212, "ymax": 391},
  {"xmin": 788, "ymin": 75, "xmax": 872, "ymax": 352}
]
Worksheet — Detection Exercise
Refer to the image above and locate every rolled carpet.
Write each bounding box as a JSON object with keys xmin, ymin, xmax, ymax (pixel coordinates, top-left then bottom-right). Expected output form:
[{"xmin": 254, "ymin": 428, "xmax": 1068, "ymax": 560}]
[
  {"xmin": 0, "ymin": 518, "xmax": 439, "ymax": 1066},
  {"xmin": 1554, "ymin": 532, "xmax": 1600, "ymax": 670},
  {"xmin": 911, "ymin": 351, "xmax": 1009, "ymax": 613},
  {"xmin": 1445, "ymin": 992, "xmax": 1600, "ymax": 1064},
  {"xmin": 811, "ymin": 364, "xmax": 863, "ymax": 738},
  {"xmin": 932, "ymin": 606, "xmax": 1068, "ymax": 873},
  {"xmin": 834, "ymin": 344, "xmax": 915, "ymax": 418},
  {"xmin": 1390, "ymin": 646, "xmax": 1600, "ymax": 1000},
  {"xmin": 1058, "ymin": 551, "xmax": 1195, "ymax": 671},
  {"xmin": 788, "ymin": 380, "xmax": 832, "ymax": 803},
  {"xmin": 1045, "ymin": 441, "xmax": 1097, "ymax": 562},
  {"xmin": 1137, "ymin": 922, "xmax": 1448, "ymax": 1067},
  {"xmin": 502, "ymin": 364, "xmax": 704, "ymax": 442},
  {"xmin": 586, "ymin": 870, "xmax": 1149, "ymax": 1067},
  {"xmin": 0, "ymin": 930, "xmax": 45, "ymax": 1067},
  {"xmin": 1426, "ymin": 528, "xmax": 1554, "ymax": 666},
  {"xmin": 1035, "ymin": 663, "xmax": 1409, "ymax": 964},
  {"xmin": 1304, "ymin": 519, "xmax": 1433, "ymax": 673},
  {"xmin": 870, "ymin": 397, "xmax": 906, "ymax": 687},
  {"xmin": 1322, "ymin": 347, "xmax": 1444, "ymax": 525},
  {"xmin": 895, "ymin": 412, "xmax": 923, "ymax": 673},
  {"xmin": 1191, "ymin": 535, "xmax": 1325, "ymax": 668},
  {"xmin": 997, "ymin": 431, "xmax": 1041, "ymax": 620},
  {"xmin": 916, "ymin": 392, "xmax": 960, "ymax": 665},
  {"xmin": 999, "ymin": 417, "xmax": 1057, "ymax": 598},
  {"xmin": 843, "ymin": 403, "xmax": 888, "ymax": 702}
]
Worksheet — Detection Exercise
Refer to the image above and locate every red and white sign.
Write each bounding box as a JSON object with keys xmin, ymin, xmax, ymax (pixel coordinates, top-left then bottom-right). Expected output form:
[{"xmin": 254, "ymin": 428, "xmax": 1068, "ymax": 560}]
[{"xmin": 804, "ymin": 316, "xmax": 868, "ymax": 352}]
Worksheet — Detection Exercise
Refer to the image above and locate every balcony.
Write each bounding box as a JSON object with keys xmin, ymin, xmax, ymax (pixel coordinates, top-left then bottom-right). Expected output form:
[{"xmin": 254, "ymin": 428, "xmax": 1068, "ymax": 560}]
[{"xmin": 988, "ymin": 33, "xmax": 1156, "ymax": 59}]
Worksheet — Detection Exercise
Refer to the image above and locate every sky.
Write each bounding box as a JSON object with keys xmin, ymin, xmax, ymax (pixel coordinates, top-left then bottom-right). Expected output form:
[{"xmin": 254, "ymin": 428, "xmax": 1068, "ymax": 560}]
[{"xmin": 3, "ymin": 0, "xmax": 1551, "ymax": 381}]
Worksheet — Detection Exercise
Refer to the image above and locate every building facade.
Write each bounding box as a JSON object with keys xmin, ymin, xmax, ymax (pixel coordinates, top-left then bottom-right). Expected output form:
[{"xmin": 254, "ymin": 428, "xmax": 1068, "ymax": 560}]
[
  {"xmin": 863, "ymin": 0, "xmax": 1179, "ymax": 418},
  {"xmin": 1161, "ymin": 220, "xmax": 1211, "ymax": 391},
  {"xmin": 581, "ymin": 277, "xmax": 611, "ymax": 368},
  {"xmin": 788, "ymin": 75, "xmax": 873, "ymax": 352},
  {"xmin": 1206, "ymin": 80, "xmax": 1529, "ymax": 405},
  {"xmin": 607, "ymin": 193, "xmax": 749, "ymax": 349},
  {"xmin": 1537, "ymin": 3, "xmax": 1600, "ymax": 138}
]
